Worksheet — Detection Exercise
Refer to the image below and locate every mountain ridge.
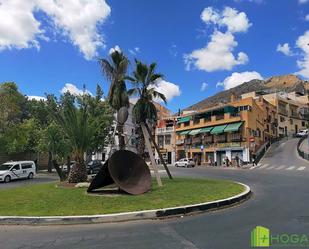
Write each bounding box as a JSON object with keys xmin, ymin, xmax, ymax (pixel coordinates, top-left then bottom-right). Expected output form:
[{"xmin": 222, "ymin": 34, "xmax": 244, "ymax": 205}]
[{"xmin": 183, "ymin": 74, "xmax": 308, "ymax": 112}]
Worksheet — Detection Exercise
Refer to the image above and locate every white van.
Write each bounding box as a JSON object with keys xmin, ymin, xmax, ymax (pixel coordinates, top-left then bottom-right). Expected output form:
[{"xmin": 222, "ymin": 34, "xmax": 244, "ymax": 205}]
[{"xmin": 0, "ymin": 161, "xmax": 36, "ymax": 183}]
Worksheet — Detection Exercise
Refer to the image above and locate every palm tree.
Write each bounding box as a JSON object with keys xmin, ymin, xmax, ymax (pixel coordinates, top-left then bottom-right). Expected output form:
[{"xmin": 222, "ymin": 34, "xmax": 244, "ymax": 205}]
[
  {"xmin": 127, "ymin": 60, "xmax": 172, "ymax": 179},
  {"xmin": 99, "ymin": 51, "xmax": 129, "ymax": 150},
  {"xmin": 47, "ymin": 93, "xmax": 94, "ymax": 183}
]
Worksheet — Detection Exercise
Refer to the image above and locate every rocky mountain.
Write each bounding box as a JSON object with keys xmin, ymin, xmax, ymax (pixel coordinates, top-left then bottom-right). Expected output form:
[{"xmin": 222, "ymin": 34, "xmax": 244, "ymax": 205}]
[{"xmin": 183, "ymin": 74, "xmax": 309, "ymax": 112}]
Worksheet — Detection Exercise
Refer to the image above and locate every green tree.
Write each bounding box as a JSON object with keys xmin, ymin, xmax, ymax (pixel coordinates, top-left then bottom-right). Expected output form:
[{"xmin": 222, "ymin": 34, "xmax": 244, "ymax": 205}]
[
  {"xmin": 127, "ymin": 60, "xmax": 172, "ymax": 180},
  {"xmin": 99, "ymin": 50, "xmax": 129, "ymax": 149},
  {"xmin": 0, "ymin": 82, "xmax": 26, "ymax": 132},
  {"xmin": 127, "ymin": 60, "xmax": 166, "ymax": 155},
  {"xmin": 37, "ymin": 121, "xmax": 69, "ymax": 181},
  {"xmin": 47, "ymin": 91, "xmax": 113, "ymax": 183}
]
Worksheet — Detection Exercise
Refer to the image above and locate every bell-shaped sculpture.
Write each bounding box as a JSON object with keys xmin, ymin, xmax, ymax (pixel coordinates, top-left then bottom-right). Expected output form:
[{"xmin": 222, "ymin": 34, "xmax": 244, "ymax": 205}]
[{"xmin": 87, "ymin": 150, "xmax": 151, "ymax": 195}]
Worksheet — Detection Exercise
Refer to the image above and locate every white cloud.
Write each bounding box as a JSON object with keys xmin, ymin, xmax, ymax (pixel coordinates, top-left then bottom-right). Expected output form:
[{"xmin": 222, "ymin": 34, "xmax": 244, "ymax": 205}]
[
  {"xmin": 0, "ymin": 1, "xmax": 42, "ymax": 51},
  {"xmin": 200, "ymin": 7, "xmax": 251, "ymax": 33},
  {"xmin": 200, "ymin": 82, "xmax": 208, "ymax": 91},
  {"xmin": 109, "ymin": 45, "xmax": 121, "ymax": 54},
  {"xmin": 299, "ymin": 0, "xmax": 309, "ymax": 4},
  {"xmin": 129, "ymin": 46, "xmax": 140, "ymax": 55},
  {"xmin": 27, "ymin": 95, "xmax": 46, "ymax": 101},
  {"xmin": 296, "ymin": 30, "xmax": 309, "ymax": 78},
  {"xmin": 217, "ymin": 71, "xmax": 263, "ymax": 90},
  {"xmin": 305, "ymin": 14, "xmax": 309, "ymax": 21},
  {"xmin": 0, "ymin": 0, "xmax": 111, "ymax": 59},
  {"xmin": 154, "ymin": 79, "xmax": 181, "ymax": 102},
  {"xmin": 61, "ymin": 83, "xmax": 92, "ymax": 96},
  {"xmin": 277, "ymin": 43, "xmax": 293, "ymax": 56},
  {"xmin": 184, "ymin": 31, "xmax": 248, "ymax": 72},
  {"xmin": 185, "ymin": 7, "xmax": 250, "ymax": 72},
  {"xmin": 234, "ymin": 0, "xmax": 264, "ymax": 3}
]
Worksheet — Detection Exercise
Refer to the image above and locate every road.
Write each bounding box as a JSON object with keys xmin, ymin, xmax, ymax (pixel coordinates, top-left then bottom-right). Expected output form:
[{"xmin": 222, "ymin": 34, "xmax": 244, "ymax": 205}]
[
  {"xmin": 0, "ymin": 173, "xmax": 58, "ymax": 190},
  {"xmin": 1, "ymin": 138, "xmax": 309, "ymax": 249}
]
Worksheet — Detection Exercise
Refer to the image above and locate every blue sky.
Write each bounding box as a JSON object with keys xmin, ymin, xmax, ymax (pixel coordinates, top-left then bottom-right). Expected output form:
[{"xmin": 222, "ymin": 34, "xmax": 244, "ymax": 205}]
[{"xmin": 0, "ymin": 0, "xmax": 309, "ymax": 112}]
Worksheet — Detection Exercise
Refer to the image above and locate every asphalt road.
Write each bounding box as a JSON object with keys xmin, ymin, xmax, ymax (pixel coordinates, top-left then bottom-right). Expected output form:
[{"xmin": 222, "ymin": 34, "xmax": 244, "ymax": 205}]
[
  {"xmin": 1, "ymin": 138, "xmax": 309, "ymax": 249},
  {"xmin": 0, "ymin": 173, "xmax": 58, "ymax": 189}
]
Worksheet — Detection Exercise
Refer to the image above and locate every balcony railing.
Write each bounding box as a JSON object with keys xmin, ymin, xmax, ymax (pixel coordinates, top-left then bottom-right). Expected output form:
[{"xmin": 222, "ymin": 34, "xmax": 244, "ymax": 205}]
[
  {"xmin": 176, "ymin": 139, "xmax": 184, "ymax": 145},
  {"xmin": 156, "ymin": 127, "xmax": 175, "ymax": 134},
  {"xmin": 184, "ymin": 138, "xmax": 192, "ymax": 145},
  {"xmin": 278, "ymin": 108, "xmax": 288, "ymax": 116}
]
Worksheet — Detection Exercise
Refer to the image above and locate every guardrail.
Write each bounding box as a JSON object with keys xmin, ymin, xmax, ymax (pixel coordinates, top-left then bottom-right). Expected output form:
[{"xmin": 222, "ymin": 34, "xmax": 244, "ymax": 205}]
[{"xmin": 297, "ymin": 136, "xmax": 309, "ymax": 161}]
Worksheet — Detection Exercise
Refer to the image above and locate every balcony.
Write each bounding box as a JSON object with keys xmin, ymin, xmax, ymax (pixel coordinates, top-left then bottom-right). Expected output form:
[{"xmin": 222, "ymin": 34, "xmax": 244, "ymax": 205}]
[
  {"xmin": 156, "ymin": 127, "xmax": 175, "ymax": 134},
  {"xmin": 278, "ymin": 108, "xmax": 288, "ymax": 116},
  {"xmin": 192, "ymin": 136, "xmax": 202, "ymax": 144},
  {"xmin": 176, "ymin": 139, "xmax": 184, "ymax": 145},
  {"xmin": 184, "ymin": 138, "xmax": 192, "ymax": 145},
  {"xmin": 216, "ymin": 142, "xmax": 244, "ymax": 148}
]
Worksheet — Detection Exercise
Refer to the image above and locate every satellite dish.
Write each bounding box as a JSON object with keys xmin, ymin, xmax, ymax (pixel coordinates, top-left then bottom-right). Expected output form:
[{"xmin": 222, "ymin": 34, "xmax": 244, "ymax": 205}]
[{"xmin": 117, "ymin": 107, "xmax": 129, "ymax": 125}]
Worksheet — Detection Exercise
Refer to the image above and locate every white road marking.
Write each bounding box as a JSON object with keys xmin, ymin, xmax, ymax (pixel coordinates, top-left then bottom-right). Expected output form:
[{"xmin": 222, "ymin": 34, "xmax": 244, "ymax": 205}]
[
  {"xmin": 279, "ymin": 142, "xmax": 286, "ymax": 147},
  {"xmin": 257, "ymin": 163, "xmax": 262, "ymax": 167},
  {"xmin": 297, "ymin": 166, "xmax": 306, "ymax": 171},
  {"xmin": 275, "ymin": 165, "xmax": 285, "ymax": 170},
  {"xmin": 286, "ymin": 166, "xmax": 295, "ymax": 170},
  {"xmin": 266, "ymin": 165, "xmax": 276, "ymax": 170},
  {"xmin": 249, "ymin": 166, "xmax": 258, "ymax": 170},
  {"xmin": 259, "ymin": 164, "xmax": 269, "ymax": 169}
]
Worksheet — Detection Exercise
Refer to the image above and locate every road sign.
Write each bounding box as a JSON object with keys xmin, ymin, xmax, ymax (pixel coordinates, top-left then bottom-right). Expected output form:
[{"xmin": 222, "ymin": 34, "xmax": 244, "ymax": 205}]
[
  {"xmin": 200, "ymin": 145, "xmax": 204, "ymax": 151},
  {"xmin": 250, "ymin": 137, "xmax": 255, "ymax": 142}
]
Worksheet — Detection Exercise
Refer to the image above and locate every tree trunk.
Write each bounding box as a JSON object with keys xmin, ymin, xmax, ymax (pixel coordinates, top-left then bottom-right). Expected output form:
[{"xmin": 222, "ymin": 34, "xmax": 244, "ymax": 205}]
[
  {"xmin": 145, "ymin": 123, "xmax": 173, "ymax": 179},
  {"xmin": 67, "ymin": 155, "xmax": 87, "ymax": 183},
  {"xmin": 136, "ymin": 125, "xmax": 145, "ymax": 158},
  {"xmin": 47, "ymin": 151, "xmax": 52, "ymax": 173},
  {"xmin": 52, "ymin": 160, "xmax": 66, "ymax": 181},
  {"xmin": 117, "ymin": 124, "xmax": 125, "ymax": 150}
]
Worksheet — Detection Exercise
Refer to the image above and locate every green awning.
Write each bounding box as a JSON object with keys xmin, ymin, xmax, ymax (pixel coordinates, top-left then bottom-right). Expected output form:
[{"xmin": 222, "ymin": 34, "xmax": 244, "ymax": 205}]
[
  {"xmin": 177, "ymin": 116, "xmax": 191, "ymax": 124},
  {"xmin": 178, "ymin": 130, "xmax": 191, "ymax": 135},
  {"xmin": 224, "ymin": 122, "xmax": 243, "ymax": 132},
  {"xmin": 210, "ymin": 124, "xmax": 227, "ymax": 135},
  {"xmin": 189, "ymin": 129, "xmax": 201, "ymax": 135},
  {"xmin": 199, "ymin": 126, "xmax": 213, "ymax": 133}
]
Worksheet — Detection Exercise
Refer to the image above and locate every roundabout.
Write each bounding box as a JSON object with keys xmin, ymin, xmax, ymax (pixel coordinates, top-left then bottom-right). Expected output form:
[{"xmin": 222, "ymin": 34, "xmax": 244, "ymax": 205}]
[{"xmin": 0, "ymin": 178, "xmax": 249, "ymax": 225}]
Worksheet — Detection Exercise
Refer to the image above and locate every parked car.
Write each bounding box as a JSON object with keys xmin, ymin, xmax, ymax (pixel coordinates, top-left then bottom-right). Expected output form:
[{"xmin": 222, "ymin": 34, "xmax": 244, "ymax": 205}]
[
  {"xmin": 61, "ymin": 161, "xmax": 75, "ymax": 172},
  {"xmin": 86, "ymin": 160, "xmax": 103, "ymax": 174},
  {"xmin": 0, "ymin": 161, "xmax": 36, "ymax": 183},
  {"xmin": 174, "ymin": 158, "xmax": 195, "ymax": 168},
  {"xmin": 296, "ymin": 129, "xmax": 308, "ymax": 137}
]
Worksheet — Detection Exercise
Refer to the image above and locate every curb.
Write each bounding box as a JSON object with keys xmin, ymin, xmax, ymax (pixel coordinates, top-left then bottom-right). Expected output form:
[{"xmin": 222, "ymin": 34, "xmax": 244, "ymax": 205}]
[{"xmin": 0, "ymin": 182, "xmax": 251, "ymax": 226}]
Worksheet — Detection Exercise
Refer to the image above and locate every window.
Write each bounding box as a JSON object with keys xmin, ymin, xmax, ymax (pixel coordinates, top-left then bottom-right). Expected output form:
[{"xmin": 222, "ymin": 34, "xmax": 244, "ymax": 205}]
[
  {"xmin": 302, "ymin": 121, "xmax": 306, "ymax": 127},
  {"xmin": 280, "ymin": 116, "xmax": 285, "ymax": 122},
  {"xmin": 193, "ymin": 118, "xmax": 200, "ymax": 124},
  {"xmin": 21, "ymin": 163, "xmax": 33, "ymax": 169},
  {"xmin": 165, "ymin": 135, "xmax": 171, "ymax": 145},
  {"xmin": 290, "ymin": 119, "xmax": 293, "ymax": 125},
  {"xmin": 12, "ymin": 164, "xmax": 20, "ymax": 170},
  {"xmin": 230, "ymin": 133, "xmax": 241, "ymax": 142},
  {"xmin": 158, "ymin": 135, "xmax": 164, "ymax": 147},
  {"xmin": 184, "ymin": 121, "xmax": 190, "ymax": 127},
  {"xmin": 204, "ymin": 116, "xmax": 211, "ymax": 122}
]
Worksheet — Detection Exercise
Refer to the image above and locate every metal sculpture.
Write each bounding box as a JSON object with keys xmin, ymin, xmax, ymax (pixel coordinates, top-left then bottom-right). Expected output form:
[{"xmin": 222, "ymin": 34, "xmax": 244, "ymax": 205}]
[{"xmin": 87, "ymin": 150, "xmax": 151, "ymax": 195}]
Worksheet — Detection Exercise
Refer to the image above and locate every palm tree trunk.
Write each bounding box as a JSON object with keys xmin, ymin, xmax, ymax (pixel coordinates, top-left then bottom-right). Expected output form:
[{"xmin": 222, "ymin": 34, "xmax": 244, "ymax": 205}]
[
  {"xmin": 52, "ymin": 159, "xmax": 66, "ymax": 182},
  {"xmin": 145, "ymin": 123, "xmax": 173, "ymax": 179},
  {"xmin": 68, "ymin": 154, "xmax": 87, "ymax": 183},
  {"xmin": 117, "ymin": 124, "xmax": 125, "ymax": 150},
  {"xmin": 136, "ymin": 125, "xmax": 145, "ymax": 158}
]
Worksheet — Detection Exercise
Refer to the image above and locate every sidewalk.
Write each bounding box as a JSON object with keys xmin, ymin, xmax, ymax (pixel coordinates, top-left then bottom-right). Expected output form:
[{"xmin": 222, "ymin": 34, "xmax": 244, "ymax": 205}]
[{"xmin": 300, "ymin": 138, "xmax": 309, "ymax": 154}]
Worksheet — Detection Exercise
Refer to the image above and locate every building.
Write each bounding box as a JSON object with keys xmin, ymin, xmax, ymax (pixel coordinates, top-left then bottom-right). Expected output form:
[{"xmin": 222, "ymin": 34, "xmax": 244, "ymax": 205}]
[
  {"xmin": 175, "ymin": 95, "xmax": 271, "ymax": 166},
  {"xmin": 155, "ymin": 117, "xmax": 176, "ymax": 165},
  {"xmin": 261, "ymin": 92, "xmax": 308, "ymax": 137},
  {"xmin": 95, "ymin": 103, "xmax": 138, "ymax": 161}
]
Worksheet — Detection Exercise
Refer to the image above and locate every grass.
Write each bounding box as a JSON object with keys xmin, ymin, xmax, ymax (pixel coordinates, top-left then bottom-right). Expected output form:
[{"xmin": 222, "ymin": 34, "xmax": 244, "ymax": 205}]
[{"xmin": 0, "ymin": 178, "xmax": 244, "ymax": 216}]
